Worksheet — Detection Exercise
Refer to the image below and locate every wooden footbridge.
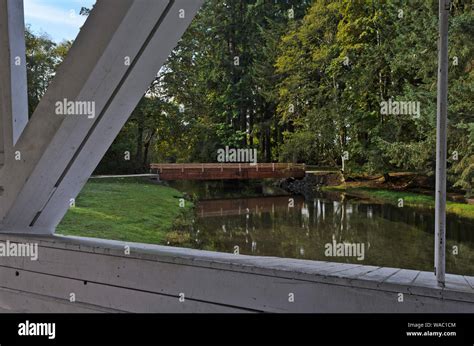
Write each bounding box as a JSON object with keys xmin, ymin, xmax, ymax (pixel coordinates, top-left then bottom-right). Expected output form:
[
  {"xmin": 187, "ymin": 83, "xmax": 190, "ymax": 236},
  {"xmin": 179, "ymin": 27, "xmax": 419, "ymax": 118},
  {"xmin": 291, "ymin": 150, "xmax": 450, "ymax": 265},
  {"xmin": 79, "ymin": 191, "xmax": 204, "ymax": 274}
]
[{"xmin": 150, "ymin": 163, "xmax": 306, "ymax": 181}]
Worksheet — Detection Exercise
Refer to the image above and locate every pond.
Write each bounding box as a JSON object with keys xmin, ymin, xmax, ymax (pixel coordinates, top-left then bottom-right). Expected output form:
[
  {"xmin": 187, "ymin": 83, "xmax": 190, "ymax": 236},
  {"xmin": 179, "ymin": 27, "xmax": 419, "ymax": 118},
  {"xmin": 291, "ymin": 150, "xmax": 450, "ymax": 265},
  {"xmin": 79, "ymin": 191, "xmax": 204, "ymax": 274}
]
[{"xmin": 169, "ymin": 180, "xmax": 474, "ymax": 276}]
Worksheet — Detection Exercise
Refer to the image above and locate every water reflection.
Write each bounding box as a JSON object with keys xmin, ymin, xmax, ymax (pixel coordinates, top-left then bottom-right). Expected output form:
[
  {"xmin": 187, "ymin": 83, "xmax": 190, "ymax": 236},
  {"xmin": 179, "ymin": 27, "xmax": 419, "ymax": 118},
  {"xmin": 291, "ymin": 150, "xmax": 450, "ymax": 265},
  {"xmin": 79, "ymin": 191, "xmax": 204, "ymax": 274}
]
[{"xmin": 187, "ymin": 191, "xmax": 474, "ymax": 276}]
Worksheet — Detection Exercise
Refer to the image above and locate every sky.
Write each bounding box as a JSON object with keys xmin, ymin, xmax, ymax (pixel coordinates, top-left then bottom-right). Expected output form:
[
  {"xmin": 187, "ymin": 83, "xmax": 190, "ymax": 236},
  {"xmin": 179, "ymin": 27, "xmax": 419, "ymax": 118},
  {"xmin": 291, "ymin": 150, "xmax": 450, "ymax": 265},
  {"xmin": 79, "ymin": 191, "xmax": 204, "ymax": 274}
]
[{"xmin": 24, "ymin": 0, "xmax": 96, "ymax": 42}]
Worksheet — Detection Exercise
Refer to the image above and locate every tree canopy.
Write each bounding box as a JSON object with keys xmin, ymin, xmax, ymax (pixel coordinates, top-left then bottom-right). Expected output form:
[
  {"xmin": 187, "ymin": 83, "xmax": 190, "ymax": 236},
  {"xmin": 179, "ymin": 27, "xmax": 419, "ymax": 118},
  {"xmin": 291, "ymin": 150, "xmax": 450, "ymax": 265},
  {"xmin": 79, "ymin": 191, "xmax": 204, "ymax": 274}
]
[{"xmin": 25, "ymin": 0, "xmax": 473, "ymax": 195}]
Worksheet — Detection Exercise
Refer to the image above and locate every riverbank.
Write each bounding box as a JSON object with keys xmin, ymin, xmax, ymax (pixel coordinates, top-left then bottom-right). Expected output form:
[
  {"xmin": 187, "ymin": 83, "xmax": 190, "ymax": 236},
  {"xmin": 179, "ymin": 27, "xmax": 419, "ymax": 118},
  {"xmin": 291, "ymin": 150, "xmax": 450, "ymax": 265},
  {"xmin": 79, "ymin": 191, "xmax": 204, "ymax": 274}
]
[
  {"xmin": 57, "ymin": 178, "xmax": 193, "ymax": 244},
  {"xmin": 323, "ymin": 185, "xmax": 474, "ymax": 220},
  {"xmin": 279, "ymin": 171, "xmax": 474, "ymax": 220}
]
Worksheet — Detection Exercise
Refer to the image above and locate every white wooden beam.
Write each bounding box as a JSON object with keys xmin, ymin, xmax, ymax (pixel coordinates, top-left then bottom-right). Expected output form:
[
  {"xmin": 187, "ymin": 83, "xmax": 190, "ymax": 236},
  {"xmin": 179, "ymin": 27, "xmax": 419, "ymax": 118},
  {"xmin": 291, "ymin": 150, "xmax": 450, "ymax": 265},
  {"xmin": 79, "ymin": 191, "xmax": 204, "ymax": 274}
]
[
  {"xmin": 0, "ymin": 0, "xmax": 29, "ymax": 165},
  {"xmin": 434, "ymin": 0, "xmax": 449, "ymax": 288},
  {"xmin": 0, "ymin": 0, "xmax": 203, "ymax": 233}
]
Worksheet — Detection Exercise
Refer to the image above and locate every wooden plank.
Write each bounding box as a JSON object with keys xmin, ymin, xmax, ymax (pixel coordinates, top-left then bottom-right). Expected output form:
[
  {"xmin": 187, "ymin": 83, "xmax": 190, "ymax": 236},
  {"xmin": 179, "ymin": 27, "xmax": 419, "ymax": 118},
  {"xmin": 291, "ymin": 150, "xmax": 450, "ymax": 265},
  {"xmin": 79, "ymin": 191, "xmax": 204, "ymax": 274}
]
[
  {"xmin": 412, "ymin": 271, "xmax": 439, "ymax": 288},
  {"xmin": 444, "ymin": 274, "xmax": 474, "ymax": 293},
  {"xmin": 0, "ymin": 246, "xmax": 318, "ymax": 312},
  {"xmin": 408, "ymin": 272, "xmax": 447, "ymax": 298},
  {"xmin": 314, "ymin": 263, "xmax": 361, "ymax": 274},
  {"xmin": 383, "ymin": 269, "xmax": 421, "ymax": 285},
  {"xmin": 357, "ymin": 267, "xmax": 401, "ymax": 283},
  {"xmin": 0, "ymin": 266, "xmax": 248, "ymax": 313},
  {"xmin": 465, "ymin": 276, "xmax": 474, "ymax": 289},
  {"xmin": 331, "ymin": 265, "xmax": 380, "ymax": 279},
  {"xmin": 0, "ymin": 287, "xmax": 117, "ymax": 313}
]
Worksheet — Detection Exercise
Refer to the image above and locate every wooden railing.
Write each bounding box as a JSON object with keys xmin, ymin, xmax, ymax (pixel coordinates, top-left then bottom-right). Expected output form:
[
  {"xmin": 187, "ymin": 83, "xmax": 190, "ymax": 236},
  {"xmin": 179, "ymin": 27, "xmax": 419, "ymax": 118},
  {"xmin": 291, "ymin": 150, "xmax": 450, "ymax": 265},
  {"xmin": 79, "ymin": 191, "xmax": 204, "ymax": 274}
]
[
  {"xmin": 151, "ymin": 162, "xmax": 305, "ymax": 171},
  {"xmin": 150, "ymin": 163, "xmax": 306, "ymax": 180}
]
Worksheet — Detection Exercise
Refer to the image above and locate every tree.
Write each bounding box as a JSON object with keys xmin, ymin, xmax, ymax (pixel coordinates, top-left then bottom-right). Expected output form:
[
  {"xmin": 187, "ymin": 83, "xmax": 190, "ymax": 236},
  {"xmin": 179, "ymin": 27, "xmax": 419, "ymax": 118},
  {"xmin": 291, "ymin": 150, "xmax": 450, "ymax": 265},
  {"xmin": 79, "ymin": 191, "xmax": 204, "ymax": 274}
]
[
  {"xmin": 159, "ymin": 0, "xmax": 312, "ymax": 163},
  {"xmin": 25, "ymin": 27, "xmax": 71, "ymax": 116},
  {"xmin": 276, "ymin": 0, "xmax": 473, "ymax": 196}
]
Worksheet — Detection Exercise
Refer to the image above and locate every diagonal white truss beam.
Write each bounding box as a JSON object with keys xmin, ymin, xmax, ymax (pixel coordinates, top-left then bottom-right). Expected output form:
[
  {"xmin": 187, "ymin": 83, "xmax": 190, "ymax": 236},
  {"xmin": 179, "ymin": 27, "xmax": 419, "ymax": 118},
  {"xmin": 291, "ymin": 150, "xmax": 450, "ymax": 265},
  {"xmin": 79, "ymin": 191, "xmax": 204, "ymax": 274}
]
[{"xmin": 0, "ymin": 0, "xmax": 203, "ymax": 234}]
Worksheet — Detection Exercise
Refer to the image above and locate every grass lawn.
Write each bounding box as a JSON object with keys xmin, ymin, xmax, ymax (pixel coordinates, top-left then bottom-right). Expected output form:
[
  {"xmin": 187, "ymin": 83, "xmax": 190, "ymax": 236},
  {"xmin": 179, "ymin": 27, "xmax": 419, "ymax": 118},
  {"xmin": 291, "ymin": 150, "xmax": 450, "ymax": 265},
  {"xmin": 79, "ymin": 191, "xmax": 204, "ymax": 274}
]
[
  {"xmin": 324, "ymin": 186, "xmax": 474, "ymax": 220},
  {"xmin": 57, "ymin": 178, "xmax": 193, "ymax": 244}
]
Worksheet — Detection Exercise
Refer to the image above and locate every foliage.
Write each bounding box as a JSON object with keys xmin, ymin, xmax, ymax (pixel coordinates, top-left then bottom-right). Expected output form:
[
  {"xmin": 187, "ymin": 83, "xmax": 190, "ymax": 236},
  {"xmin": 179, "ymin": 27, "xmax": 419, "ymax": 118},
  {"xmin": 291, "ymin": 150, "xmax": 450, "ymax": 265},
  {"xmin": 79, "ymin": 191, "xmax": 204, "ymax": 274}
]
[
  {"xmin": 275, "ymin": 0, "xmax": 473, "ymax": 194},
  {"xmin": 25, "ymin": 27, "xmax": 71, "ymax": 116},
  {"xmin": 25, "ymin": 1, "xmax": 473, "ymax": 195}
]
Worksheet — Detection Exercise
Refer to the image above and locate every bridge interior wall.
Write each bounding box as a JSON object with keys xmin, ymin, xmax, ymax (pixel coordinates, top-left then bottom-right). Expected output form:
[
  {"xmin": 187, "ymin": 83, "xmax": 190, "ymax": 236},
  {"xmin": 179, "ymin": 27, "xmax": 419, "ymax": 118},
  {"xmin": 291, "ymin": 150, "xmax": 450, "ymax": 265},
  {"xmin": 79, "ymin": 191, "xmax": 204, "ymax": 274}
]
[{"xmin": 0, "ymin": 234, "xmax": 473, "ymax": 313}]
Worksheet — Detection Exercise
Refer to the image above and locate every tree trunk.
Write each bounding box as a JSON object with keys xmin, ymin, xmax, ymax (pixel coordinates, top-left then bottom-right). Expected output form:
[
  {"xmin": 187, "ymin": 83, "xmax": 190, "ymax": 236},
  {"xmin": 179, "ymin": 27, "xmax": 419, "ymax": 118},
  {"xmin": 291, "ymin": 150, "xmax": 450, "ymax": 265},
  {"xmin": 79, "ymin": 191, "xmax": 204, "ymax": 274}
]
[
  {"xmin": 135, "ymin": 111, "xmax": 144, "ymax": 173},
  {"xmin": 142, "ymin": 130, "xmax": 156, "ymax": 172}
]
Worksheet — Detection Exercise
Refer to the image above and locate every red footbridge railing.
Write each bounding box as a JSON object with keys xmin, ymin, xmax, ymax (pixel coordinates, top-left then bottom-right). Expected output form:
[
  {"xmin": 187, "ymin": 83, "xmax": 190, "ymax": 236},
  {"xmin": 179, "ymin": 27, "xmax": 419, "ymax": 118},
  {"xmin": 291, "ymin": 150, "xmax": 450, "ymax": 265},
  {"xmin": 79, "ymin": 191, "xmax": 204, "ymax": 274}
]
[{"xmin": 150, "ymin": 163, "xmax": 306, "ymax": 180}]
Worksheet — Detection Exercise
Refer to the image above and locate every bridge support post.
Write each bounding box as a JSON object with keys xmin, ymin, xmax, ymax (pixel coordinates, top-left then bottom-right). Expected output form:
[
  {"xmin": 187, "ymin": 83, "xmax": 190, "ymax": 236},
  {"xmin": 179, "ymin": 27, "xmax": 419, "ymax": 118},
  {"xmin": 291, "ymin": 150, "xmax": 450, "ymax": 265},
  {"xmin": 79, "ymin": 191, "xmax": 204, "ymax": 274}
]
[
  {"xmin": 434, "ymin": 0, "xmax": 449, "ymax": 287},
  {"xmin": 0, "ymin": 0, "xmax": 28, "ymax": 166}
]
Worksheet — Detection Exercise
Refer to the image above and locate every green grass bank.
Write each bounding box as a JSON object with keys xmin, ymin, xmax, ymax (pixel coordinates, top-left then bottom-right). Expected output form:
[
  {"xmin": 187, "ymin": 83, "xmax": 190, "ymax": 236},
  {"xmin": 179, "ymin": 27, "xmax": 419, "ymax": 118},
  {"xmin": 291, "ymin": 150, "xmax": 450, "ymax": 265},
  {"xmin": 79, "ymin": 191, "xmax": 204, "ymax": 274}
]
[
  {"xmin": 57, "ymin": 178, "xmax": 193, "ymax": 244},
  {"xmin": 324, "ymin": 186, "xmax": 474, "ymax": 220}
]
